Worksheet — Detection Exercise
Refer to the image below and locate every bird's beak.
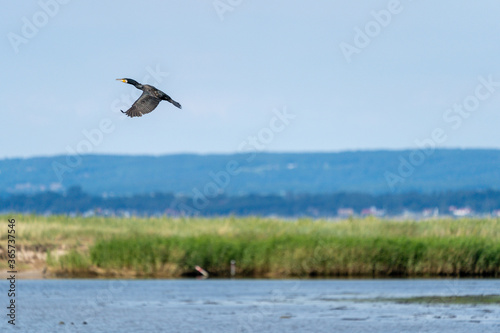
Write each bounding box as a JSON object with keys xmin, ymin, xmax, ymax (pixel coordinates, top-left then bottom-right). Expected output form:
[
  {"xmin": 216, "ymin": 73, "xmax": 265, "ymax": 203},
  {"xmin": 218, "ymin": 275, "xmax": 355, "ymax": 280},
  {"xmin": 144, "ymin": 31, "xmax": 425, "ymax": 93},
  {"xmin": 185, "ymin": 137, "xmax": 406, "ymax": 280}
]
[{"xmin": 116, "ymin": 79, "xmax": 127, "ymax": 83}]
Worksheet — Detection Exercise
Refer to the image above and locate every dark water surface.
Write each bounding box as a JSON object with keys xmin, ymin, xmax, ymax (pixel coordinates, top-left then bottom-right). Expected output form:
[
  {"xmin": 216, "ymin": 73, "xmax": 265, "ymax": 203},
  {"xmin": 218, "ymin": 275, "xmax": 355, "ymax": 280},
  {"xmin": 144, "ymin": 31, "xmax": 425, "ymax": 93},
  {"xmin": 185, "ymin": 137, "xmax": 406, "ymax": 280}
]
[{"xmin": 1, "ymin": 279, "xmax": 499, "ymax": 332}]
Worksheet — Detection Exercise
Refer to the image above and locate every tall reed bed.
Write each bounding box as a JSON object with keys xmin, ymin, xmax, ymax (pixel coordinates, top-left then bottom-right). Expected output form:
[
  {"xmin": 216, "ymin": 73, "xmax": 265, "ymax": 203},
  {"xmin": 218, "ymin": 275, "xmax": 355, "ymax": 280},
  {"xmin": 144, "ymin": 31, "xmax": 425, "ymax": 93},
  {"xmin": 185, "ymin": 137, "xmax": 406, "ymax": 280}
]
[{"xmin": 86, "ymin": 233, "xmax": 500, "ymax": 277}]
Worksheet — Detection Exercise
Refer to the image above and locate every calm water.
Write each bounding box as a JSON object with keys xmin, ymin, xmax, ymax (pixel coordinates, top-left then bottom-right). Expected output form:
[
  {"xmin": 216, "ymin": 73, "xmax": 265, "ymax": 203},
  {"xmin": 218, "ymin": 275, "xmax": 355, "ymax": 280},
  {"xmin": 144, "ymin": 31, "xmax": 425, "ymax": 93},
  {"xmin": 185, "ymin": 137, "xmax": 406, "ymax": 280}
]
[{"xmin": 1, "ymin": 279, "xmax": 499, "ymax": 332}]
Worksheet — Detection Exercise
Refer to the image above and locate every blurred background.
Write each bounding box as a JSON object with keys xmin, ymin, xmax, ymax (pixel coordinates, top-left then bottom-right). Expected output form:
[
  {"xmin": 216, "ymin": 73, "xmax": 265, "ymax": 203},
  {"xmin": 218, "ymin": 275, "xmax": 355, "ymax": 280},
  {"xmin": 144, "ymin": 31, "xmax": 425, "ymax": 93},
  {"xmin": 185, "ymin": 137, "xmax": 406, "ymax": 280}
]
[{"xmin": 2, "ymin": 1, "xmax": 500, "ymax": 218}]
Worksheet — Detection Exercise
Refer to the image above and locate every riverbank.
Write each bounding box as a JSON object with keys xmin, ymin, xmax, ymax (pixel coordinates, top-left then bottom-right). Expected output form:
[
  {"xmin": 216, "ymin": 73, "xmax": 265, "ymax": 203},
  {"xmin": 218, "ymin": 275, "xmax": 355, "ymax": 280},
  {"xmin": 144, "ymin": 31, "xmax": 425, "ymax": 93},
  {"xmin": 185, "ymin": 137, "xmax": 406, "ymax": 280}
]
[{"xmin": 0, "ymin": 215, "xmax": 499, "ymax": 278}]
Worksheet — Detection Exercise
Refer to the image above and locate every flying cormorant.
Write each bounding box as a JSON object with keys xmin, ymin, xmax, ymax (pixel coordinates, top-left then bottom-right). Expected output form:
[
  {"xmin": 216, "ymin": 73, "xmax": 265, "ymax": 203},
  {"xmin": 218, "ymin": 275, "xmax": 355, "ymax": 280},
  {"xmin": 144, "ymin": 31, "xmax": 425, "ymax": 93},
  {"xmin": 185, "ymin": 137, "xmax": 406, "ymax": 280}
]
[{"xmin": 116, "ymin": 78, "xmax": 181, "ymax": 117}]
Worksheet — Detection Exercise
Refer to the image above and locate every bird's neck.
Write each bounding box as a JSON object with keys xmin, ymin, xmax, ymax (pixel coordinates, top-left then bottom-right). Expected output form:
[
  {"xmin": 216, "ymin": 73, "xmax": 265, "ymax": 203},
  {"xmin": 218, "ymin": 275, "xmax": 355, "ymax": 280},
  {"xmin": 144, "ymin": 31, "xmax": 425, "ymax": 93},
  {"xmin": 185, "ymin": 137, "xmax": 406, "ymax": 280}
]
[
  {"xmin": 132, "ymin": 82, "xmax": 143, "ymax": 89},
  {"xmin": 126, "ymin": 79, "xmax": 143, "ymax": 90}
]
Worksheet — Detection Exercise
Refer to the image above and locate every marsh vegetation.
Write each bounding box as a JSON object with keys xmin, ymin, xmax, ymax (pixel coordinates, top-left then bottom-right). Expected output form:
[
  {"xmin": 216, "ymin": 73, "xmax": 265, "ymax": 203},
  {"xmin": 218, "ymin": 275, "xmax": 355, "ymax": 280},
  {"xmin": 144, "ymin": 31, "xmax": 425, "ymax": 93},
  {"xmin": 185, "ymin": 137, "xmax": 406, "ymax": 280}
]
[{"xmin": 1, "ymin": 215, "xmax": 499, "ymax": 278}]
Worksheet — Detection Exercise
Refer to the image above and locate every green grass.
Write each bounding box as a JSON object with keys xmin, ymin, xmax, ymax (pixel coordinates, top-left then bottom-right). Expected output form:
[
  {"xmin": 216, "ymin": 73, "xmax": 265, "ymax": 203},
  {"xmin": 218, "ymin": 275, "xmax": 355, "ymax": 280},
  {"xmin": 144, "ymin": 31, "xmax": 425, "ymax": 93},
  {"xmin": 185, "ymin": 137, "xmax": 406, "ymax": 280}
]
[{"xmin": 1, "ymin": 215, "xmax": 499, "ymax": 277}]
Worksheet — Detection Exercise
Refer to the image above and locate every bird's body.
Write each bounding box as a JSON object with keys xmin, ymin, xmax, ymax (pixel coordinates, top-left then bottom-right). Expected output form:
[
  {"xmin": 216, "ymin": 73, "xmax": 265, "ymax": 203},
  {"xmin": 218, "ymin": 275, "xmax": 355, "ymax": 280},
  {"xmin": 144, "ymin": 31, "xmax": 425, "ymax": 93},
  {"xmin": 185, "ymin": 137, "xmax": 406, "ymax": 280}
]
[{"xmin": 117, "ymin": 78, "xmax": 181, "ymax": 117}]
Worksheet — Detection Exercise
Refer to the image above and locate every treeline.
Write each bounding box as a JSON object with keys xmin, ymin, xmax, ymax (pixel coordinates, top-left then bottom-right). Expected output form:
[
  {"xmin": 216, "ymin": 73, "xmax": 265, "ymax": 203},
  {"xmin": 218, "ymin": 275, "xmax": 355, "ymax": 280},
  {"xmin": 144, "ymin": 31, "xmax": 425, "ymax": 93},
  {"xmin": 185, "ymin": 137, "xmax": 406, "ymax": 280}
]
[{"xmin": 2, "ymin": 186, "xmax": 500, "ymax": 216}]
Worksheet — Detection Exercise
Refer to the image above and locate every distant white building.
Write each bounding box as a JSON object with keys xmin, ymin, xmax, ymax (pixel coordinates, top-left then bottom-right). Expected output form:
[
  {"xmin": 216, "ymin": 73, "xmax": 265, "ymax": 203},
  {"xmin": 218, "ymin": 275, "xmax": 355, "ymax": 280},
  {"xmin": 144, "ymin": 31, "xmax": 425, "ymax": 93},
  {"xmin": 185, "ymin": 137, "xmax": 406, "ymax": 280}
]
[
  {"xmin": 361, "ymin": 206, "xmax": 385, "ymax": 217},
  {"xmin": 337, "ymin": 208, "xmax": 354, "ymax": 218},
  {"xmin": 449, "ymin": 206, "xmax": 472, "ymax": 217},
  {"xmin": 422, "ymin": 208, "xmax": 439, "ymax": 218}
]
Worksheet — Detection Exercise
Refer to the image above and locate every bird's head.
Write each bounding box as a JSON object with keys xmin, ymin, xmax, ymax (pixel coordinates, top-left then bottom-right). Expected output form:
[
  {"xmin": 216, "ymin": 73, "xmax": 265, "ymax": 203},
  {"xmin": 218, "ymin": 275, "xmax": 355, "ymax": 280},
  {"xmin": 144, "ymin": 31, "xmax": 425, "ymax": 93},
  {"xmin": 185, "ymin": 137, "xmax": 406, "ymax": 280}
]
[{"xmin": 116, "ymin": 78, "xmax": 141, "ymax": 87}]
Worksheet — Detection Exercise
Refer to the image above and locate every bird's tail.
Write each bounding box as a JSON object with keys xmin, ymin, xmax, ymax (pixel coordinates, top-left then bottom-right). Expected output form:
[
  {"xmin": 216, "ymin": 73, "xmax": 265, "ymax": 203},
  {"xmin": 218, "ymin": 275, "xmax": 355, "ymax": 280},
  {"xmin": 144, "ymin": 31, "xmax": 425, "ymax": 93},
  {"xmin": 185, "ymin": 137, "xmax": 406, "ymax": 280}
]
[
  {"xmin": 163, "ymin": 95, "xmax": 182, "ymax": 109},
  {"xmin": 171, "ymin": 100, "xmax": 182, "ymax": 109}
]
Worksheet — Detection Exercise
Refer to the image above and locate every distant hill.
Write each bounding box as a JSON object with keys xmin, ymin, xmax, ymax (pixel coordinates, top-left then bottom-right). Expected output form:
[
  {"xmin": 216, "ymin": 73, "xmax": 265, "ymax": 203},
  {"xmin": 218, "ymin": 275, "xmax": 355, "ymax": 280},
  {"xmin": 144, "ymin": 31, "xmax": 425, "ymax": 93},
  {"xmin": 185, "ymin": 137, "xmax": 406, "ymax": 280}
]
[{"xmin": 1, "ymin": 149, "xmax": 500, "ymax": 196}]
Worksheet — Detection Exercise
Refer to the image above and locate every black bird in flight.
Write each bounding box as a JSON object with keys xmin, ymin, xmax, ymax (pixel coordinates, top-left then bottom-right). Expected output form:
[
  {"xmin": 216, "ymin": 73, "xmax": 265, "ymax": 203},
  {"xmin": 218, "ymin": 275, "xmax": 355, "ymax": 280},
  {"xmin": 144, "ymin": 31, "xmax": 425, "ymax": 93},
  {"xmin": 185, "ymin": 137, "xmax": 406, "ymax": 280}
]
[{"xmin": 116, "ymin": 78, "xmax": 181, "ymax": 117}]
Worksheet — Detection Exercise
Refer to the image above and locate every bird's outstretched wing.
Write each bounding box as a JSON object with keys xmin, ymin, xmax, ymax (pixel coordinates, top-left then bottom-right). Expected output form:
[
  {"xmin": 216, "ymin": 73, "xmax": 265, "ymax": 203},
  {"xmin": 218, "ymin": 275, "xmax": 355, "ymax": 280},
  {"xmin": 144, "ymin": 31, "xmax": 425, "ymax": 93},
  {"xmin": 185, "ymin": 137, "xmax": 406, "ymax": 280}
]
[{"xmin": 121, "ymin": 92, "xmax": 161, "ymax": 118}]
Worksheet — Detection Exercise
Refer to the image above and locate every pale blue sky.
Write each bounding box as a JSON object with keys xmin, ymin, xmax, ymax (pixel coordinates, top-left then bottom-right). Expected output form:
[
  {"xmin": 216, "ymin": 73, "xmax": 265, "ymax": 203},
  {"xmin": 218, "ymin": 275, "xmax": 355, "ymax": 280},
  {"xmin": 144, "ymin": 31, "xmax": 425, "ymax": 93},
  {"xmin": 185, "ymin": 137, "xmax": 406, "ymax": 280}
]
[{"xmin": 2, "ymin": 0, "xmax": 500, "ymax": 158}]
